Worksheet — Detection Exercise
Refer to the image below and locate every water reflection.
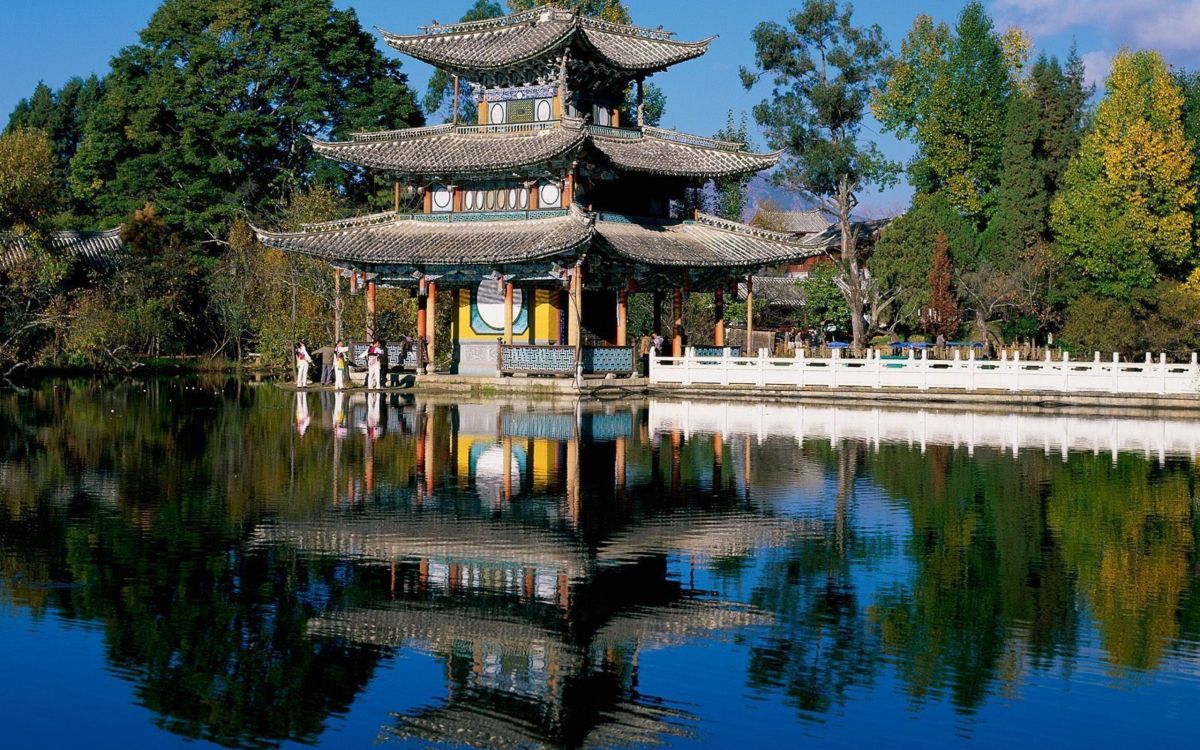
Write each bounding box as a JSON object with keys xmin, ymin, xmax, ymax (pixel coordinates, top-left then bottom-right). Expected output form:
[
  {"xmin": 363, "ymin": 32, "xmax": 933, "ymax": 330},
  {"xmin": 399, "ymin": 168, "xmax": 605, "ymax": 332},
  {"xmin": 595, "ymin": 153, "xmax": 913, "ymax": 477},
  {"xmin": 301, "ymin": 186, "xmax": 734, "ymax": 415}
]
[{"xmin": 0, "ymin": 379, "xmax": 1198, "ymax": 749}]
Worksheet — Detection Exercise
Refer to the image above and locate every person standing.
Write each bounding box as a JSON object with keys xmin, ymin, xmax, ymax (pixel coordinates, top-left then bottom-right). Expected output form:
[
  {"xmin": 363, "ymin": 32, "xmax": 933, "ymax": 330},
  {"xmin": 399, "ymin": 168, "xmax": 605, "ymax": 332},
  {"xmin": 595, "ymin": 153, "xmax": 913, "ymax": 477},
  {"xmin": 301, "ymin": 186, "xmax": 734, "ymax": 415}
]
[
  {"xmin": 333, "ymin": 351, "xmax": 347, "ymax": 390},
  {"xmin": 366, "ymin": 339, "xmax": 383, "ymax": 389},
  {"xmin": 295, "ymin": 342, "xmax": 311, "ymax": 387},
  {"xmin": 314, "ymin": 343, "xmax": 336, "ymax": 386}
]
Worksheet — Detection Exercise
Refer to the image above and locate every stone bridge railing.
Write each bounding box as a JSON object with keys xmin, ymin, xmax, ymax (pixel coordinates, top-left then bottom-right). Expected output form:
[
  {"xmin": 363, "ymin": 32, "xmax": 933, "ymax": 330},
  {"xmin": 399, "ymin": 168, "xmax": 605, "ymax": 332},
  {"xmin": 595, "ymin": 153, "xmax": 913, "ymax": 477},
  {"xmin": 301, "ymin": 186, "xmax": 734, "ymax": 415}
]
[{"xmin": 650, "ymin": 348, "xmax": 1200, "ymax": 395}]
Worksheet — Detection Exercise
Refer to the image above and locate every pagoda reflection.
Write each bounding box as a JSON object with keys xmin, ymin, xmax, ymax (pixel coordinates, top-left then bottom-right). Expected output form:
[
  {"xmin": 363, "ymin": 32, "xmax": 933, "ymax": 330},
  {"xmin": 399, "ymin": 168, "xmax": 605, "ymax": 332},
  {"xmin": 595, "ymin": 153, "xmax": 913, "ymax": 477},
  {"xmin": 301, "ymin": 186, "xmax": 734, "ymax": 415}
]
[{"xmin": 265, "ymin": 397, "xmax": 795, "ymax": 749}]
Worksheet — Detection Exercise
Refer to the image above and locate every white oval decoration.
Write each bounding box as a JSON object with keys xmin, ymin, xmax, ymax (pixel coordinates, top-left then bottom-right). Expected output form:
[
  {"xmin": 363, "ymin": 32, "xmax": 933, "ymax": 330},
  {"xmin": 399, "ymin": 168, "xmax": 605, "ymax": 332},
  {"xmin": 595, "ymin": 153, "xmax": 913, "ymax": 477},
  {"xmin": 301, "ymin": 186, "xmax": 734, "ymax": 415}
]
[
  {"xmin": 539, "ymin": 181, "xmax": 561, "ymax": 207},
  {"xmin": 464, "ymin": 190, "xmax": 475, "ymax": 210},
  {"xmin": 430, "ymin": 184, "xmax": 452, "ymax": 211},
  {"xmin": 476, "ymin": 281, "xmax": 524, "ymax": 331},
  {"xmin": 536, "ymin": 99, "xmax": 553, "ymax": 122},
  {"xmin": 485, "ymin": 190, "xmax": 496, "ymax": 210},
  {"xmin": 489, "ymin": 102, "xmax": 505, "ymax": 125},
  {"xmin": 519, "ymin": 189, "xmax": 530, "ymax": 209},
  {"xmin": 508, "ymin": 189, "xmax": 519, "ymax": 208}
]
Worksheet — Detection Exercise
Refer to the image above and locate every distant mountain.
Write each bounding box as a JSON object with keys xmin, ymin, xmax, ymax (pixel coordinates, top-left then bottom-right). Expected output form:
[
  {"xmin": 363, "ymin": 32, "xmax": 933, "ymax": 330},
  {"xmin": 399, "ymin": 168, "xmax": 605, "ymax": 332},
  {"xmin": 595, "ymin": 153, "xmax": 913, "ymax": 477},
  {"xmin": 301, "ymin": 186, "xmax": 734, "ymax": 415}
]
[{"xmin": 742, "ymin": 174, "xmax": 817, "ymax": 221}]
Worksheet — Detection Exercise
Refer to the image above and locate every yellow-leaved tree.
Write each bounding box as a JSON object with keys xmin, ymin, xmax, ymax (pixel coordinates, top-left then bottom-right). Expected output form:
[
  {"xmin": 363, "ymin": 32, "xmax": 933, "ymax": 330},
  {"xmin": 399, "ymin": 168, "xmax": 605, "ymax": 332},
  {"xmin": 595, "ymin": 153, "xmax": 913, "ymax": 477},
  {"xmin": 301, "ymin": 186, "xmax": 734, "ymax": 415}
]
[{"xmin": 1051, "ymin": 50, "xmax": 1196, "ymax": 299}]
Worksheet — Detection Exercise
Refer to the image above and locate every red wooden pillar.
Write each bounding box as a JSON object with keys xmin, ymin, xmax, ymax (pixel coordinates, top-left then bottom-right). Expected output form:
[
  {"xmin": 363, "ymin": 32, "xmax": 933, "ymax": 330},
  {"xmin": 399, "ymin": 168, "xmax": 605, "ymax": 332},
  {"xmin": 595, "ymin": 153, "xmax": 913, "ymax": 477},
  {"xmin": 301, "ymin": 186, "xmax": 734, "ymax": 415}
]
[
  {"xmin": 714, "ymin": 287, "xmax": 725, "ymax": 347},
  {"xmin": 365, "ymin": 280, "xmax": 377, "ymax": 341},
  {"xmin": 672, "ymin": 287, "xmax": 683, "ymax": 357}
]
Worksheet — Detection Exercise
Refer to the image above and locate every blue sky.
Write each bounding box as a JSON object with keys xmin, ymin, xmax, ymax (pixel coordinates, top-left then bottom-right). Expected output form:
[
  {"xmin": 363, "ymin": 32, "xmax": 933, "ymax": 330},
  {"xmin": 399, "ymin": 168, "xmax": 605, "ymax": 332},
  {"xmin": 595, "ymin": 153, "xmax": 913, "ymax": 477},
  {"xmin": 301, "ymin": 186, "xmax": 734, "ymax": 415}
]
[{"xmin": 2, "ymin": 0, "xmax": 1198, "ymax": 213}]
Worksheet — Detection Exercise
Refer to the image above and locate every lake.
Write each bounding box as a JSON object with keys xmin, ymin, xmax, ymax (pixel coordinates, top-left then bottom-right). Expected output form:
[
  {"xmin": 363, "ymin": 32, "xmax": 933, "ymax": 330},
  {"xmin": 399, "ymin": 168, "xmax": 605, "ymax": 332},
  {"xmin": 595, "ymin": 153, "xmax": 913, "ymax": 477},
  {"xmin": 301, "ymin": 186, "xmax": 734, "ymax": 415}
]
[{"xmin": 1, "ymin": 377, "xmax": 1197, "ymax": 749}]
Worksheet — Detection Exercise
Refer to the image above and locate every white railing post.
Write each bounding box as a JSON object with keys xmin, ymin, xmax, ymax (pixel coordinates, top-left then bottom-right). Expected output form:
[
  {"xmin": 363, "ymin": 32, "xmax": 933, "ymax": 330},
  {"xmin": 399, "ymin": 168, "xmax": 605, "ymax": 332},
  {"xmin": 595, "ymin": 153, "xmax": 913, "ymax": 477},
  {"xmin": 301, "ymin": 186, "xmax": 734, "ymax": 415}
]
[
  {"xmin": 919, "ymin": 348, "xmax": 929, "ymax": 391},
  {"xmin": 1160, "ymin": 352, "xmax": 1168, "ymax": 395},
  {"xmin": 683, "ymin": 349, "xmax": 692, "ymax": 386},
  {"xmin": 968, "ymin": 349, "xmax": 976, "ymax": 391},
  {"xmin": 797, "ymin": 346, "xmax": 806, "ymax": 388},
  {"xmin": 757, "ymin": 347, "xmax": 768, "ymax": 387},
  {"xmin": 721, "ymin": 346, "xmax": 731, "ymax": 386},
  {"xmin": 873, "ymin": 348, "xmax": 882, "ymax": 389},
  {"xmin": 1062, "ymin": 351, "xmax": 1070, "ymax": 392},
  {"xmin": 1112, "ymin": 352, "xmax": 1120, "ymax": 392},
  {"xmin": 1011, "ymin": 351, "xmax": 1021, "ymax": 391},
  {"xmin": 830, "ymin": 347, "xmax": 839, "ymax": 389}
]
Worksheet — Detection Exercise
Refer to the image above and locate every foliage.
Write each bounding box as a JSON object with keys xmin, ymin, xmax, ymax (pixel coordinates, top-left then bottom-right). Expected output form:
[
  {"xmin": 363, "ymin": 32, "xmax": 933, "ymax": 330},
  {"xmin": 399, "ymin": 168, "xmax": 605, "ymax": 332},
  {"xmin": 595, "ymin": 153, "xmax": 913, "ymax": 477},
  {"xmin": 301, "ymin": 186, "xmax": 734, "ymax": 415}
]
[
  {"xmin": 741, "ymin": 0, "xmax": 899, "ymax": 349},
  {"xmin": 1058, "ymin": 295, "xmax": 1141, "ymax": 353},
  {"xmin": 5, "ymin": 76, "xmax": 105, "ymax": 217},
  {"xmin": 1031, "ymin": 48, "xmax": 1090, "ymax": 198},
  {"xmin": 923, "ymin": 231, "xmax": 961, "ymax": 338},
  {"xmin": 506, "ymin": 0, "xmax": 630, "ymax": 23},
  {"xmin": 986, "ymin": 91, "xmax": 1046, "ymax": 264},
  {"xmin": 1176, "ymin": 69, "xmax": 1200, "ymax": 238},
  {"xmin": 1051, "ymin": 50, "xmax": 1196, "ymax": 299},
  {"xmin": 69, "ymin": 0, "xmax": 424, "ymax": 236},
  {"xmin": 0, "ymin": 127, "xmax": 57, "ymax": 230},
  {"xmin": 869, "ymin": 192, "xmax": 974, "ymax": 329},
  {"xmin": 423, "ymin": 1, "xmax": 506, "ymax": 123},
  {"xmin": 873, "ymin": 3, "xmax": 1011, "ymax": 217},
  {"xmin": 712, "ymin": 111, "xmax": 754, "ymax": 221},
  {"xmin": 799, "ymin": 263, "xmax": 851, "ymax": 334}
]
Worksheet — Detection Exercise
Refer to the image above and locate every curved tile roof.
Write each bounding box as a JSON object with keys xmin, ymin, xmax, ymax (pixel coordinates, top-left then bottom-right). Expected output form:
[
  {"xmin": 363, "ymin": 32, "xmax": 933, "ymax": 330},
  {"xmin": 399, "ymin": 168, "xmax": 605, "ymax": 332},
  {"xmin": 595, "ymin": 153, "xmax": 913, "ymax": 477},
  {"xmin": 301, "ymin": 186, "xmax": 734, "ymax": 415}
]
[
  {"xmin": 380, "ymin": 9, "xmax": 711, "ymax": 76},
  {"xmin": 593, "ymin": 213, "xmax": 824, "ymax": 268},
  {"xmin": 309, "ymin": 121, "xmax": 776, "ymax": 181},
  {"xmin": 1, "ymin": 228, "xmax": 124, "ymax": 272},
  {"xmin": 588, "ymin": 125, "xmax": 781, "ymax": 178},
  {"xmin": 308, "ymin": 119, "xmax": 587, "ymax": 177},
  {"xmin": 252, "ymin": 209, "xmax": 828, "ymax": 271},
  {"xmin": 251, "ymin": 207, "xmax": 595, "ymax": 266}
]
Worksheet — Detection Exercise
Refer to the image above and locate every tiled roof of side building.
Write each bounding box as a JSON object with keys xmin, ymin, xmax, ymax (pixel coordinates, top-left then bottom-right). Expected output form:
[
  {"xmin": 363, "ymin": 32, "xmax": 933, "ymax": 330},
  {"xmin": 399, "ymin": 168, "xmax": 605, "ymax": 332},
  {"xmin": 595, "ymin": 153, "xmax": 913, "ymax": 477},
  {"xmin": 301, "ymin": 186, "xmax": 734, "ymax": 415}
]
[
  {"xmin": 250, "ymin": 206, "xmax": 595, "ymax": 266},
  {"xmin": 0, "ymin": 228, "xmax": 124, "ymax": 272},
  {"xmin": 588, "ymin": 126, "xmax": 782, "ymax": 178},
  {"xmin": 307, "ymin": 118, "xmax": 588, "ymax": 177},
  {"xmin": 380, "ymin": 9, "xmax": 712, "ymax": 76},
  {"xmin": 593, "ymin": 213, "xmax": 826, "ymax": 268},
  {"xmin": 751, "ymin": 209, "xmax": 836, "ymax": 235}
]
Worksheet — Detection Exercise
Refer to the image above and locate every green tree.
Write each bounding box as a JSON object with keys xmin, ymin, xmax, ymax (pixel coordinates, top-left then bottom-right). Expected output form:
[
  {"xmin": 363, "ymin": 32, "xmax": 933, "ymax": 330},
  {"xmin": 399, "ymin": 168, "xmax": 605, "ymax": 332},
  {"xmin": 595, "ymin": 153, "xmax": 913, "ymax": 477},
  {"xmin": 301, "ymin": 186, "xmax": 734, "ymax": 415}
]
[
  {"xmin": 423, "ymin": 1, "xmax": 506, "ymax": 123},
  {"xmin": 1176, "ymin": 69, "xmax": 1200, "ymax": 241},
  {"xmin": 987, "ymin": 92, "xmax": 1046, "ymax": 261},
  {"xmin": 1051, "ymin": 50, "xmax": 1196, "ymax": 299},
  {"xmin": 800, "ymin": 262, "xmax": 851, "ymax": 336},
  {"xmin": 712, "ymin": 111, "xmax": 754, "ymax": 221},
  {"xmin": 70, "ymin": 0, "xmax": 423, "ymax": 237},
  {"xmin": 873, "ymin": 3, "xmax": 1011, "ymax": 218},
  {"xmin": 506, "ymin": 0, "xmax": 630, "ymax": 23},
  {"xmin": 0, "ymin": 128, "xmax": 73, "ymax": 367},
  {"xmin": 869, "ymin": 192, "xmax": 976, "ymax": 331},
  {"xmin": 5, "ymin": 75, "xmax": 106, "ymax": 216},
  {"xmin": 1031, "ymin": 48, "xmax": 1090, "ymax": 199},
  {"xmin": 741, "ymin": 0, "xmax": 899, "ymax": 351}
]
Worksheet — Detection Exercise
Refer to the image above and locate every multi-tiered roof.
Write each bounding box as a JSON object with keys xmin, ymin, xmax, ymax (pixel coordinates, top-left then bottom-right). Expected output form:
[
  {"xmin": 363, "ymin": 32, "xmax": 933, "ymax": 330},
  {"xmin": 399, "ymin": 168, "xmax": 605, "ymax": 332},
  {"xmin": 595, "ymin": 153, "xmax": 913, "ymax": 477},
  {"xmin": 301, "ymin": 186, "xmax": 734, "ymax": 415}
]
[{"xmin": 255, "ymin": 6, "xmax": 834, "ymax": 288}]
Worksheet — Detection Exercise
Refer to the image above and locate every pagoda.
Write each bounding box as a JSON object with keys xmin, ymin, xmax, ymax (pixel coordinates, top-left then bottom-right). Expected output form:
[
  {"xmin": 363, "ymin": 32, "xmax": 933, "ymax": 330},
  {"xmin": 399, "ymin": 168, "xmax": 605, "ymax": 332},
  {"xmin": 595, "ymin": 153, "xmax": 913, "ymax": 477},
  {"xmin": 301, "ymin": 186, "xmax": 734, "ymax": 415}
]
[{"xmin": 254, "ymin": 6, "xmax": 838, "ymax": 376}]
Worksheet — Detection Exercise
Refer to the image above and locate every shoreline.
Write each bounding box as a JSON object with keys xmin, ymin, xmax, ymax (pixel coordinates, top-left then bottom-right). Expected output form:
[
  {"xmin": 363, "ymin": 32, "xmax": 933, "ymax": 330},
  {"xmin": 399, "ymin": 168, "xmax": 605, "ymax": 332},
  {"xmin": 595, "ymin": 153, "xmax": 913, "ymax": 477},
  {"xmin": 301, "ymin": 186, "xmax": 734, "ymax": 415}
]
[{"xmin": 269, "ymin": 373, "xmax": 1200, "ymax": 415}]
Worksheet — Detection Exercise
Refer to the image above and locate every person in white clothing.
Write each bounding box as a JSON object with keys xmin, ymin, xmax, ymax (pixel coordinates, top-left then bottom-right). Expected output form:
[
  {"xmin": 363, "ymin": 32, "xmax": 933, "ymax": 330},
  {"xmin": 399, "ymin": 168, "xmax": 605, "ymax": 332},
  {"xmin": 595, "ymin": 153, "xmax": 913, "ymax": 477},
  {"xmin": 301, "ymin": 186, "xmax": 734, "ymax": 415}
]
[
  {"xmin": 295, "ymin": 342, "xmax": 311, "ymax": 387},
  {"xmin": 366, "ymin": 339, "xmax": 383, "ymax": 389}
]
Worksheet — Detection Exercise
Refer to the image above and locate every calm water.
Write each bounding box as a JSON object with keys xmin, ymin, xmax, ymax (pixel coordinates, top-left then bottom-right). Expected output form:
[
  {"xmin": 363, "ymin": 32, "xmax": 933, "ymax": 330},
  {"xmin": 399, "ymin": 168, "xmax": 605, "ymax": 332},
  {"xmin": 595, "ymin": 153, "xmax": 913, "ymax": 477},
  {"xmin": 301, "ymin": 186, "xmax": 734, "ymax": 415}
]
[{"xmin": 1, "ymin": 378, "xmax": 1198, "ymax": 750}]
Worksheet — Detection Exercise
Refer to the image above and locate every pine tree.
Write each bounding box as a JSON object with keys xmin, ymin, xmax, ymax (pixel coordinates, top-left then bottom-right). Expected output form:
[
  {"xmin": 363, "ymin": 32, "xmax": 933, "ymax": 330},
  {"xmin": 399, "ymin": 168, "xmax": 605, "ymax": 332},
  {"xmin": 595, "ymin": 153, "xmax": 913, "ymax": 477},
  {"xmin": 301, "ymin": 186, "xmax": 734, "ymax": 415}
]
[
  {"xmin": 1051, "ymin": 50, "xmax": 1196, "ymax": 299},
  {"xmin": 1031, "ymin": 48, "xmax": 1090, "ymax": 199},
  {"xmin": 741, "ymin": 0, "xmax": 900, "ymax": 350},
  {"xmin": 987, "ymin": 91, "xmax": 1045, "ymax": 265},
  {"xmin": 924, "ymin": 230, "xmax": 961, "ymax": 339}
]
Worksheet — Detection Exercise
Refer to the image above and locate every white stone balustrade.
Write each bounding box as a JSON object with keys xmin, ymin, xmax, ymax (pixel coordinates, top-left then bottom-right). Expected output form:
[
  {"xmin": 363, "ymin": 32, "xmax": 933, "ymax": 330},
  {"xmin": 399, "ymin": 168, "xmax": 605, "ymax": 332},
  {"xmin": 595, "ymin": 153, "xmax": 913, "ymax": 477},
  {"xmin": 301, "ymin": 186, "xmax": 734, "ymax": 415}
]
[{"xmin": 649, "ymin": 348, "xmax": 1200, "ymax": 396}]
